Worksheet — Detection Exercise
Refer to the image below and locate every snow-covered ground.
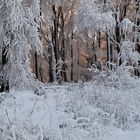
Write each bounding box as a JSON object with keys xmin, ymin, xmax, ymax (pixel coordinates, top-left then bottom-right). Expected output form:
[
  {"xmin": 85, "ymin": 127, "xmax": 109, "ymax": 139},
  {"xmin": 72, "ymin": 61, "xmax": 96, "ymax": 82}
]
[
  {"xmin": 105, "ymin": 129, "xmax": 140, "ymax": 140},
  {"xmin": 0, "ymin": 71, "xmax": 140, "ymax": 140}
]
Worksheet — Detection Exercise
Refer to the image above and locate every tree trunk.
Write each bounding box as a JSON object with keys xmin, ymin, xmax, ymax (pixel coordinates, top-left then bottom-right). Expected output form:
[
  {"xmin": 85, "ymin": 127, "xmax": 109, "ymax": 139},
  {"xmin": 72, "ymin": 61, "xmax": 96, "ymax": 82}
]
[{"xmin": 0, "ymin": 47, "xmax": 9, "ymax": 92}]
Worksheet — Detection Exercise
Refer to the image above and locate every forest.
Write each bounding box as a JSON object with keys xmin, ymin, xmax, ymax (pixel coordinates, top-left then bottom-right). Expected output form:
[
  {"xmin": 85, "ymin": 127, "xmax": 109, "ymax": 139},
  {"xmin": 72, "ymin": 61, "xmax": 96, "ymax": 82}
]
[{"xmin": 0, "ymin": 0, "xmax": 140, "ymax": 140}]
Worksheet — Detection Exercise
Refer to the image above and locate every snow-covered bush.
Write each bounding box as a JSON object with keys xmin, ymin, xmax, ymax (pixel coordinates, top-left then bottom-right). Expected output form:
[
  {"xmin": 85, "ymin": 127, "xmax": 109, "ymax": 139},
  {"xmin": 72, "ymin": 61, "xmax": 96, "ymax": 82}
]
[{"xmin": 64, "ymin": 72, "xmax": 140, "ymax": 138}]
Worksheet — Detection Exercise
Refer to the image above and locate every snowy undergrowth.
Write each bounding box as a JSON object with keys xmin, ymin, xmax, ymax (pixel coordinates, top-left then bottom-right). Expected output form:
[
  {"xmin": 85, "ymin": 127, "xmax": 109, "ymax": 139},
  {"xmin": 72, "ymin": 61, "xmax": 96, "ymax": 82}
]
[{"xmin": 0, "ymin": 69, "xmax": 140, "ymax": 140}]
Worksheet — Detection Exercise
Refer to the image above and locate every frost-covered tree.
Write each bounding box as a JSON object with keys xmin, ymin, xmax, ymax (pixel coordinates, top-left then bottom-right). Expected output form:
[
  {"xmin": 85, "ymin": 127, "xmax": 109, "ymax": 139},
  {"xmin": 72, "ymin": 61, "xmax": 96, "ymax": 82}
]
[
  {"xmin": 76, "ymin": 0, "xmax": 116, "ymax": 32},
  {"xmin": 0, "ymin": 0, "xmax": 42, "ymax": 92},
  {"xmin": 76, "ymin": 0, "xmax": 140, "ymax": 72},
  {"xmin": 40, "ymin": 0, "xmax": 80, "ymax": 82}
]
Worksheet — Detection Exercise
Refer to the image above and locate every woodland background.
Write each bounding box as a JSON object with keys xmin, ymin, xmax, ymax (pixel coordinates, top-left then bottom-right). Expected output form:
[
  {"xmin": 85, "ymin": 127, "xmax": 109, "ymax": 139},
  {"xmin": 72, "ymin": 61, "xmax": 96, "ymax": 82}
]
[{"xmin": 29, "ymin": 0, "xmax": 140, "ymax": 84}]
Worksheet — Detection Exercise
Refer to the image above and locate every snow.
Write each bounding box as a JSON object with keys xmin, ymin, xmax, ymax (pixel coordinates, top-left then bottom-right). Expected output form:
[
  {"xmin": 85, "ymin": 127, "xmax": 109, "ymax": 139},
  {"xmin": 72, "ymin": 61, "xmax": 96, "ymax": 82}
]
[
  {"xmin": 104, "ymin": 128, "xmax": 140, "ymax": 140},
  {"xmin": 121, "ymin": 18, "xmax": 133, "ymax": 32},
  {"xmin": 0, "ymin": 89, "xmax": 67, "ymax": 129},
  {"xmin": 76, "ymin": 0, "xmax": 116, "ymax": 32},
  {"xmin": 0, "ymin": 74, "xmax": 140, "ymax": 139},
  {"xmin": 117, "ymin": 130, "xmax": 140, "ymax": 140}
]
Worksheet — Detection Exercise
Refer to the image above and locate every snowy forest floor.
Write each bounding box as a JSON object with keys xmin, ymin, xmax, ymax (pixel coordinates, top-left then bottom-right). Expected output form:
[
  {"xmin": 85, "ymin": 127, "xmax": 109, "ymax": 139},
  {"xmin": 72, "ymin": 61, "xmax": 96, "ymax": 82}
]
[{"xmin": 0, "ymin": 70, "xmax": 140, "ymax": 140}]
